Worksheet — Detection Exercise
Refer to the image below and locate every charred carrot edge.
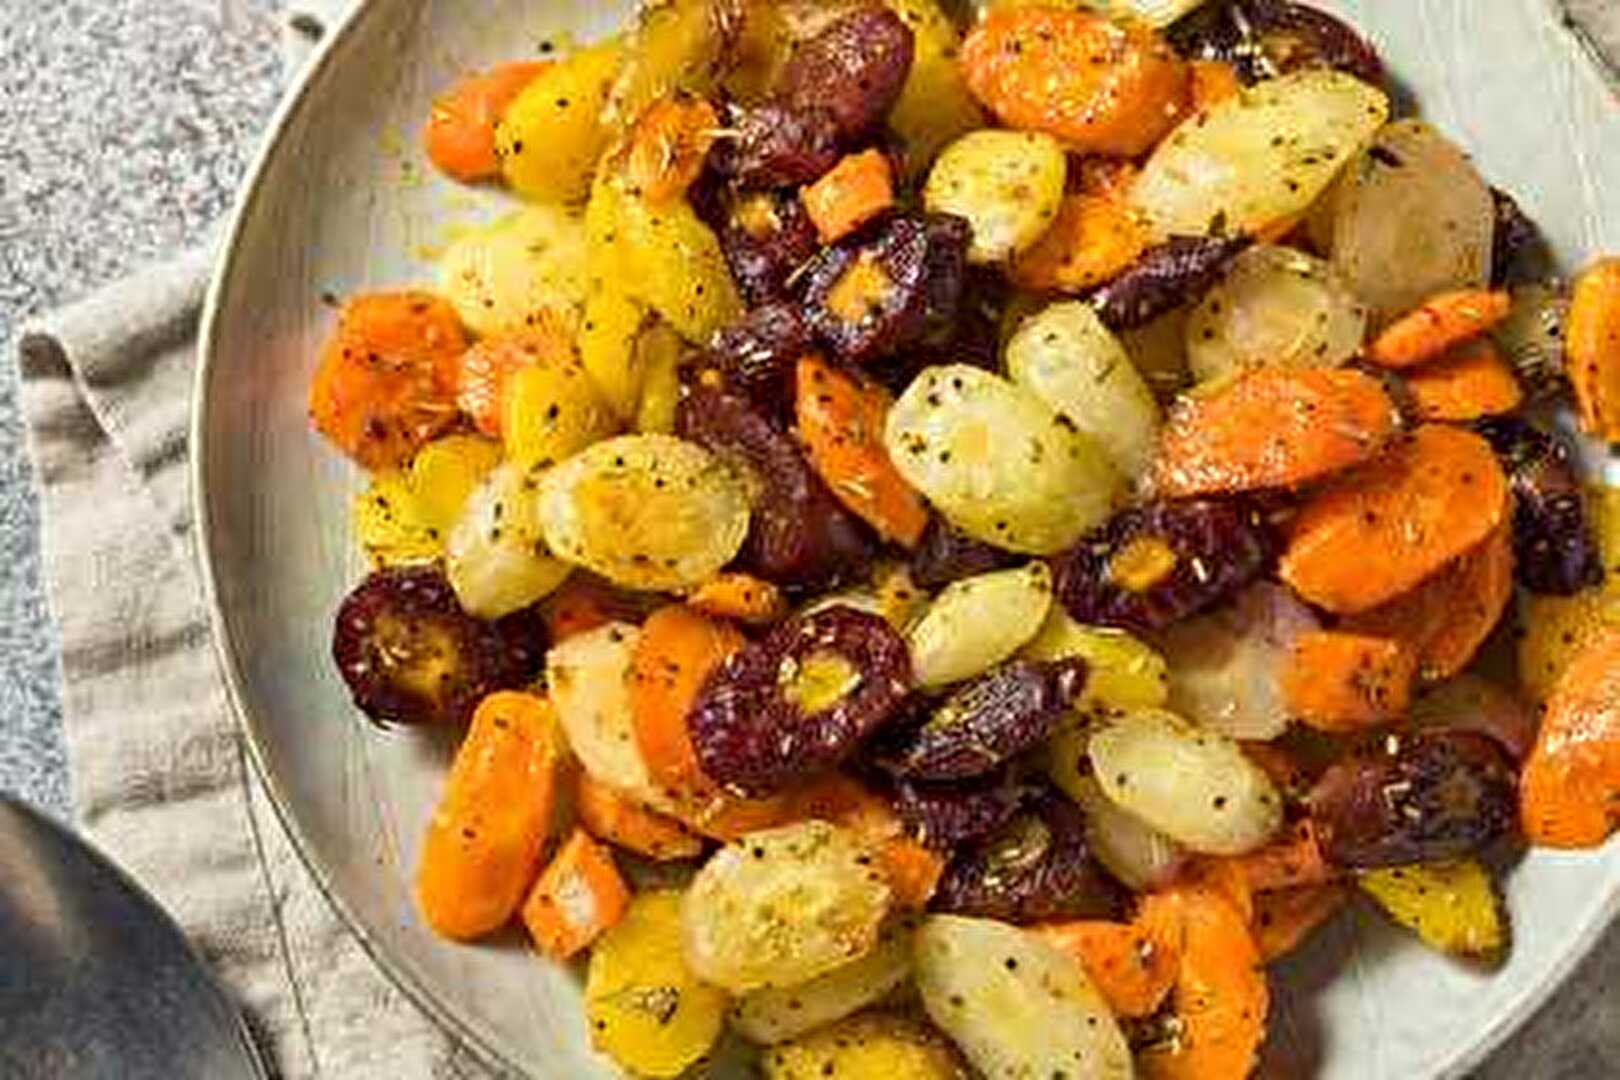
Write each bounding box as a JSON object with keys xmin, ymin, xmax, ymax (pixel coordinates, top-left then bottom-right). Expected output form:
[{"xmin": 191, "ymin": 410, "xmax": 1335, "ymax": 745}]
[
  {"xmin": 1228, "ymin": 819, "xmax": 1334, "ymax": 894},
  {"xmin": 1521, "ymin": 629, "xmax": 1620, "ymax": 847},
  {"xmin": 416, "ymin": 691, "xmax": 560, "ymax": 941},
  {"xmin": 424, "ymin": 61, "xmax": 551, "ymax": 182},
  {"xmin": 1007, "ymin": 189, "xmax": 1149, "ymax": 294},
  {"xmin": 623, "ymin": 95, "xmax": 720, "ymax": 207},
  {"xmin": 686, "ymin": 572, "xmax": 787, "ymax": 625},
  {"xmin": 801, "ymin": 149, "xmax": 896, "ymax": 244},
  {"xmin": 575, "ymin": 772, "xmax": 705, "ymax": 861},
  {"xmin": 521, "ymin": 828, "xmax": 631, "ymax": 960},
  {"xmin": 1188, "ymin": 58, "xmax": 1242, "ymax": 111},
  {"xmin": 1253, "ymin": 884, "xmax": 1349, "ymax": 963},
  {"xmin": 1282, "ymin": 630, "xmax": 1416, "ymax": 733},
  {"xmin": 1564, "ymin": 258, "xmax": 1620, "ymax": 441},
  {"xmin": 1038, "ymin": 920, "xmax": 1179, "ymax": 1019},
  {"xmin": 796, "ymin": 355, "xmax": 930, "ymax": 547},
  {"xmin": 1367, "ymin": 288, "xmax": 1512, "ymax": 369},
  {"xmin": 1403, "ymin": 338, "xmax": 1524, "ymax": 421},
  {"xmin": 628, "ymin": 605, "xmax": 745, "ymax": 794}
]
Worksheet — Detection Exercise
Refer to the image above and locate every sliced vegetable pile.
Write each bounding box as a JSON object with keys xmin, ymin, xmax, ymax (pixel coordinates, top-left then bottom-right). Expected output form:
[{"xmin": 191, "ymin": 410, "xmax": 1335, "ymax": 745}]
[{"xmin": 308, "ymin": 0, "xmax": 1620, "ymax": 1074}]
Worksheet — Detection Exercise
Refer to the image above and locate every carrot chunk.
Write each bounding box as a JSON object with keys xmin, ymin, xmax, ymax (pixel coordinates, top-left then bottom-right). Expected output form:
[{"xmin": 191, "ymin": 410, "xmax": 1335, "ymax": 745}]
[
  {"xmin": 538, "ymin": 576, "xmax": 643, "ymax": 644},
  {"xmin": 575, "ymin": 772, "xmax": 705, "ymax": 861},
  {"xmin": 1008, "ymin": 189, "xmax": 1148, "ymax": 294},
  {"xmin": 1038, "ymin": 920, "xmax": 1179, "ymax": 1019},
  {"xmin": 1252, "ymin": 884, "xmax": 1348, "ymax": 963},
  {"xmin": 1282, "ymin": 631, "xmax": 1416, "ymax": 732},
  {"xmin": 425, "ymin": 61, "xmax": 551, "ymax": 182},
  {"xmin": 1565, "ymin": 257, "xmax": 1620, "ymax": 441},
  {"xmin": 623, "ymin": 95, "xmax": 720, "ymax": 207},
  {"xmin": 1521, "ymin": 629, "xmax": 1620, "ymax": 847},
  {"xmin": 1403, "ymin": 338, "xmax": 1524, "ymax": 421},
  {"xmin": 628, "ymin": 605, "xmax": 745, "ymax": 796},
  {"xmin": 1188, "ymin": 58, "xmax": 1242, "ymax": 110},
  {"xmin": 1151, "ymin": 367, "xmax": 1401, "ymax": 497},
  {"xmin": 454, "ymin": 316, "xmax": 573, "ymax": 438},
  {"xmin": 874, "ymin": 836, "xmax": 946, "ymax": 911},
  {"xmin": 1229, "ymin": 818, "xmax": 1334, "ymax": 895},
  {"xmin": 801, "ymin": 149, "xmax": 896, "ymax": 243},
  {"xmin": 1279, "ymin": 424, "xmax": 1509, "ymax": 614},
  {"xmin": 686, "ymin": 572, "xmax": 787, "ymax": 625},
  {"xmin": 1366, "ymin": 288, "xmax": 1511, "ymax": 369},
  {"xmin": 521, "ymin": 828, "xmax": 632, "ymax": 960}
]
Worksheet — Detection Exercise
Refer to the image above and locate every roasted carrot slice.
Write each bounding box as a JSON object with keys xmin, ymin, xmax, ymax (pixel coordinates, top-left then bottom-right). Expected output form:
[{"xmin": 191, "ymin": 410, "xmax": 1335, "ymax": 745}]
[
  {"xmin": 628, "ymin": 605, "xmax": 745, "ymax": 795},
  {"xmin": 796, "ymin": 355, "xmax": 929, "ymax": 547},
  {"xmin": 1151, "ymin": 367, "xmax": 1401, "ymax": 497},
  {"xmin": 416, "ymin": 691, "xmax": 560, "ymax": 940},
  {"xmin": 961, "ymin": 7, "xmax": 1190, "ymax": 157},
  {"xmin": 1521, "ymin": 629, "xmax": 1620, "ymax": 847},
  {"xmin": 1344, "ymin": 521, "xmax": 1513, "ymax": 681},
  {"xmin": 308, "ymin": 292, "xmax": 467, "ymax": 469},
  {"xmin": 686, "ymin": 572, "xmax": 787, "ymax": 625},
  {"xmin": 521, "ymin": 828, "xmax": 632, "ymax": 960},
  {"xmin": 801, "ymin": 149, "xmax": 896, "ymax": 244},
  {"xmin": 1403, "ymin": 338, "xmax": 1524, "ymax": 421},
  {"xmin": 1008, "ymin": 189, "xmax": 1149, "ymax": 294},
  {"xmin": 454, "ymin": 316, "xmax": 573, "ymax": 438},
  {"xmin": 1366, "ymin": 288, "xmax": 1511, "ymax": 369},
  {"xmin": 1228, "ymin": 819, "xmax": 1334, "ymax": 894},
  {"xmin": 1279, "ymin": 424, "xmax": 1509, "ymax": 614},
  {"xmin": 1281, "ymin": 630, "xmax": 1416, "ymax": 733},
  {"xmin": 1252, "ymin": 884, "xmax": 1348, "ymax": 963},
  {"xmin": 1188, "ymin": 58, "xmax": 1242, "ymax": 110},
  {"xmin": 623, "ymin": 94, "xmax": 720, "ymax": 207},
  {"xmin": 575, "ymin": 772, "xmax": 705, "ymax": 861},
  {"xmin": 1039, "ymin": 920, "xmax": 1179, "ymax": 1019},
  {"xmin": 1565, "ymin": 257, "xmax": 1620, "ymax": 441},
  {"xmin": 1136, "ymin": 886, "xmax": 1269, "ymax": 1080},
  {"xmin": 1176, "ymin": 857, "xmax": 1254, "ymax": 925},
  {"xmin": 425, "ymin": 61, "xmax": 551, "ymax": 182}
]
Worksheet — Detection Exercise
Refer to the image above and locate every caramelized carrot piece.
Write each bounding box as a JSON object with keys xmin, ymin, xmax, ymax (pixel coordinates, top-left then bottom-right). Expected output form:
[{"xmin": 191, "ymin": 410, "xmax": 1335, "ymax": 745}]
[
  {"xmin": 801, "ymin": 149, "xmax": 896, "ymax": 243},
  {"xmin": 797, "ymin": 355, "xmax": 930, "ymax": 547},
  {"xmin": 416, "ymin": 692, "xmax": 560, "ymax": 940},
  {"xmin": 1229, "ymin": 819, "xmax": 1334, "ymax": 894},
  {"xmin": 1366, "ymin": 288, "xmax": 1512, "ymax": 369},
  {"xmin": 686, "ymin": 572, "xmax": 787, "ymax": 625},
  {"xmin": 1252, "ymin": 884, "xmax": 1348, "ymax": 963},
  {"xmin": 1279, "ymin": 425, "xmax": 1509, "ymax": 614},
  {"xmin": 454, "ymin": 315, "xmax": 574, "ymax": 438},
  {"xmin": 521, "ymin": 828, "xmax": 632, "ymax": 959},
  {"xmin": 961, "ymin": 7, "xmax": 1190, "ymax": 156},
  {"xmin": 1151, "ymin": 367, "xmax": 1401, "ymax": 497},
  {"xmin": 539, "ymin": 576, "xmax": 640, "ymax": 643},
  {"xmin": 1521, "ymin": 629, "xmax": 1620, "ymax": 847},
  {"xmin": 1344, "ymin": 521, "xmax": 1513, "ymax": 681},
  {"xmin": 424, "ymin": 61, "xmax": 551, "ymax": 182},
  {"xmin": 1136, "ymin": 886, "xmax": 1269, "ymax": 1080},
  {"xmin": 628, "ymin": 605, "xmax": 745, "ymax": 796},
  {"xmin": 1008, "ymin": 190, "xmax": 1149, "ymax": 294},
  {"xmin": 575, "ymin": 772, "xmax": 705, "ymax": 861},
  {"xmin": 1039, "ymin": 920, "xmax": 1179, "ymax": 1019},
  {"xmin": 1565, "ymin": 257, "xmax": 1620, "ymax": 441},
  {"xmin": 1281, "ymin": 631, "xmax": 1416, "ymax": 732},
  {"xmin": 623, "ymin": 94, "xmax": 720, "ymax": 207},
  {"xmin": 1403, "ymin": 338, "xmax": 1524, "ymax": 421},
  {"xmin": 1176, "ymin": 857, "xmax": 1254, "ymax": 925},
  {"xmin": 875, "ymin": 836, "xmax": 947, "ymax": 910},
  {"xmin": 1188, "ymin": 58, "xmax": 1242, "ymax": 110},
  {"xmin": 308, "ymin": 292, "xmax": 467, "ymax": 469}
]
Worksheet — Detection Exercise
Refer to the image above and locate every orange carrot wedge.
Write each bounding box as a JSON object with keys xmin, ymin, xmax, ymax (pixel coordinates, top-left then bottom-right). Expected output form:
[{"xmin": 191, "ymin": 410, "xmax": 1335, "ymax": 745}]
[
  {"xmin": 425, "ymin": 62, "xmax": 551, "ymax": 182},
  {"xmin": 1565, "ymin": 257, "xmax": 1620, "ymax": 441},
  {"xmin": 1008, "ymin": 189, "xmax": 1148, "ymax": 294},
  {"xmin": 1136, "ymin": 886, "xmax": 1269, "ymax": 1080},
  {"xmin": 1521, "ymin": 629, "xmax": 1620, "ymax": 847},
  {"xmin": 1404, "ymin": 338, "xmax": 1524, "ymax": 421},
  {"xmin": 1252, "ymin": 884, "xmax": 1349, "ymax": 963},
  {"xmin": 628, "ymin": 605, "xmax": 745, "ymax": 795},
  {"xmin": 1282, "ymin": 631, "xmax": 1416, "ymax": 733},
  {"xmin": 1229, "ymin": 819, "xmax": 1334, "ymax": 894},
  {"xmin": 575, "ymin": 772, "xmax": 705, "ymax": 861},
  {"xmin": 521, "ymin": 828, "xmax": 631, "ymax": 960},
  {"xmin": 416, "ymin": 692, "xmax": 560, "ymax": 940},
  {"xmin": 801, "ymin": 149, "xmax": 896, "ymax": 243},
  {"xmin": 623, "ymin": 94, "xmax": 720, "ymax": 207},
  {"xmin": 1367, "ymin": 288, "xmax": 1512, "ymax": 369},
  {"xmin": 1344, "ymin": 521, "xmax": 1513, "ymax": 681},
  {"xmin": 686, "ymin": 572, "xmax": 787, "ymax": 625},
  {"xmin": 1279, "ymin": 424, "xmax": 1509, "ymax": 613},
  {"xmin": 1039, "ymin": 920, "xmax": 1179, "ymax": 1019},
  {"xmin": 797, "ymin": 355, "xmax": 930, "ymax": 547},
  {"xmin": 1151, "ymin": 367, "xmax": 1402, "ymax": 497}
]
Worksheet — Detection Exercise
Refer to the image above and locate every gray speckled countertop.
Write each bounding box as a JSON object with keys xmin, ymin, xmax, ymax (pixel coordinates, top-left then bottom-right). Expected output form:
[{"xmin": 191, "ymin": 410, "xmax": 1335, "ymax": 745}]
[{"xmin": 2, "ymin": 1, "xmax": 1619, "ymax": 1075}]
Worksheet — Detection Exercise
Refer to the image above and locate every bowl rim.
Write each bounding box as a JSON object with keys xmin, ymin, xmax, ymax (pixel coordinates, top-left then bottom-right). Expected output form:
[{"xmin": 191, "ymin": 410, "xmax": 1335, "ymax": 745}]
[{"xmin": 190, "ymin": 3, "xmax": 1620, "ymax": 1078}]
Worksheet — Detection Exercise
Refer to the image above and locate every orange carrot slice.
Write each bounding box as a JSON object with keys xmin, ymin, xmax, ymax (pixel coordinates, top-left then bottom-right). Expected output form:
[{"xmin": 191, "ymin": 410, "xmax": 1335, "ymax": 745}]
[
  {"xmin": 416, "ymin": 691, "xmax": 559, "ymax": 940},
  {"xmin": 686, "ymin": 572, "xmax": 787, "ymax": 625},
  {"xmin": 521, "ymin": 828, "xmax": 631, "ymax": 960},
  {"xmin": 797, "ymin": 355, "xmax": 929, "ymax": 547},
  {"xmin": 1521, "ymin": 629, "xmax": 1620, "ymax": 847},
  {"xmin": 1252, "ymin": 884, "xmax": 1348, "ymax": 963},
  {"xmin": 1565, "ymin": 257, "xmax": 1620, "ymax": 441},
  {"xmin": 801, "ymin": 149, "xmax": 896, "ymax": 244},
  {"xmin": 1008, "ymin": 189, "xmax": 1149, "ymax": 294},
  {"xmin": 1403, "ymin": 338, "xmax": 1524, "ymax": 421},
  {"xmin": 425, "ymin": 61, "xmax": 551, "ymax": 182},
  {"xmin": 308, "ymin": 292, "xmax": 467, "ymax": 469},
  {"xmin": 1366, "ymin": 288, "xmax": 1512, "ymax": 369},
  {"xmin": 1151, "ymin": 367, "xmax": 1401, "ymax": 497},
  {"xmin": 628, "ymin": 605, "xmax": 745, "ymax": 795},
  {"xmin": 454, "ymin": 316, "xmax": 573, "ymax": 438},
  {"xmin": 1228, "ymin": 819, "xmax": 1334, "ymax": 895},
  {"xmin": 1279, "ymin": 424, "xmax": 1509, "ymax": 614},
  {"xmin": 1039, "ymin": 920, "xmax": 1179, "ymax": 1019},
  {"xmin": 623, "ymin": 94, "xmax": 720, "ymax": 207},
  {"xmin": 575, "ymin": 772, "xmax": 705, "ymax": 861},
  {"xmin": 1281, "ymin": 631, "xmax": 1416, "ymax": 732}
]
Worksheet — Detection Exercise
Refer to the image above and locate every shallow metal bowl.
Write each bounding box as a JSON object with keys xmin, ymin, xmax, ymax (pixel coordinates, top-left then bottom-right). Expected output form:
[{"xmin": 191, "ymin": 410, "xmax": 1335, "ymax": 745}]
[{"xmin": 196, "ymin": 1, "xmax": 1620, "ymax": 1075}]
